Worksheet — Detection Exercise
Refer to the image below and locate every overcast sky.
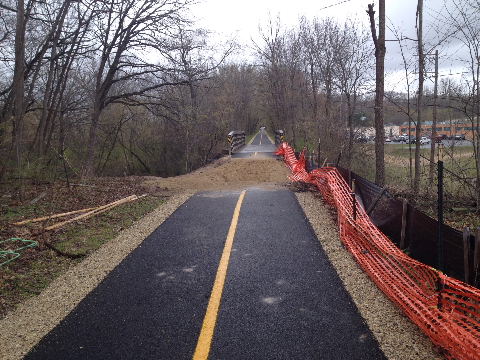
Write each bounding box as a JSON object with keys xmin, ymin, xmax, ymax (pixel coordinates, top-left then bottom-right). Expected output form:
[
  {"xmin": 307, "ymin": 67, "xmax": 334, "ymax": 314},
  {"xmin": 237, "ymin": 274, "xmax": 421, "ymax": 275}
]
[{"xmin": 193, "ymin": 0, "xmax": 467, "ymax": 92}]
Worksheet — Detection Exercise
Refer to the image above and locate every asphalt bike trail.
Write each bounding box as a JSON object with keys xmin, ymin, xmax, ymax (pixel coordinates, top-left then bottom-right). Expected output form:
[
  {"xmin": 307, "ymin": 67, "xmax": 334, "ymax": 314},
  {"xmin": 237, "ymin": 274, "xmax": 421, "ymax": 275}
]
[{"xmin": 26, "ymin": 187, "xmax": 384, "ymax": 359}]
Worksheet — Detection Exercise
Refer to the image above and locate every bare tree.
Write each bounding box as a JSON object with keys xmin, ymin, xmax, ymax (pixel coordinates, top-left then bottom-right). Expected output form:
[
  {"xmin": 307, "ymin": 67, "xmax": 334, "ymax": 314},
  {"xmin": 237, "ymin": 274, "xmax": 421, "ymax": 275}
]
[
  {"xmin": 12, "ymin": 0, "xmax": 26, "ymax": 171},
  {"xmin": 82, "ymin": 0, "xmax": 193, "ymax": 177},
  {"xmin": 333, "ymin": 21, "xmax": 372, "ymax": 167},
  {"xmin": 367, "ymin": 1, "xmax": 386, "ymax": 186},
  {"xmin": 444, "ymin": 0, "xmax": 480, "ymax": 210},
  {"xmin": 413, "ymin": 0, "xmax": 425, "ymax": 199}
]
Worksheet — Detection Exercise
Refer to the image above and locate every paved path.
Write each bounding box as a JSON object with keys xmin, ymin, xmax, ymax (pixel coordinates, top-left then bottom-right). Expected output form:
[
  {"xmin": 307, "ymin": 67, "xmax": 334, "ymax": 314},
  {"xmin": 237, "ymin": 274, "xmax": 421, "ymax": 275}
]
[
  {"xmin": 232, "ymin": 129, "xmax": 277, "ymax": 158},
  {"xmin": 26, "ymin": 187, "xmax": 385, "ymax": 359}
]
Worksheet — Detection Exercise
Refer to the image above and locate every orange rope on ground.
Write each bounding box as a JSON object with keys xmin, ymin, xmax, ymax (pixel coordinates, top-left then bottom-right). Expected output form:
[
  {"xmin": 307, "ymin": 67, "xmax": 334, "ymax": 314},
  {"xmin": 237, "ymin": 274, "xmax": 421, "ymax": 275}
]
[{"xmin": 276, "ymin": 142, "xmax": 480, "ymax": 360}]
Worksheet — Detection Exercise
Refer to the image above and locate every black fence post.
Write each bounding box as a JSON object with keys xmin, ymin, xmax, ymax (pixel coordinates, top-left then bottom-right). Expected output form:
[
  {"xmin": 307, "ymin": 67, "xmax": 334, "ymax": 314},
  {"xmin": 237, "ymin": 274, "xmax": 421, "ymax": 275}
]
[
  {"xmin": 352, "ymin": 179, "xmax": 357, "ymax": 221},
  {"xmin": 317, "ymin": 140, "xmax": 321, "ymax": 168},
  {"xmin": 475, "ymin": 228, "xmax": 480, "ymax": 287},
  {"xmin": 400, "ymin": 198, "xmax": 408, "ymax": 249},
  {"xmin": 438, "ymin": 160, "xmax": 444, "ymax": 271},
  {"xmin": 463, "ymin": 227, "xmax": 471, "ymax": 283}
]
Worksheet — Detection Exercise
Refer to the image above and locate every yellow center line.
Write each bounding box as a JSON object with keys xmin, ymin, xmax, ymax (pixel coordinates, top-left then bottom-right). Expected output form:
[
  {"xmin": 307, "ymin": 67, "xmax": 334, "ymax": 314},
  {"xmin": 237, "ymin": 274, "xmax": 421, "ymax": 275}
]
[{"xmin": 192, "ymin": 190, "xmax": 246, "ymax": 360}]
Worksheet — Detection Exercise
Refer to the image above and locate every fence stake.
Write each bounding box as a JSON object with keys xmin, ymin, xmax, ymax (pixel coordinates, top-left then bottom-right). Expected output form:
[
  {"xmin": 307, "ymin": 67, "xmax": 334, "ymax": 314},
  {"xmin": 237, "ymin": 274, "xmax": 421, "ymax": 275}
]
[
  {"xmin": 352, "ymin": 179, "xmax": 357, "ymax": 221},
  {"xmin": 317, "ymin": 139, "xmax": 321, "ymax": 168},
  {"xmin": 437, "ymin": 160, "xmax": 444, "ymax": 271},
  {"xmin": 475, "ymin": 227, "xmax": 480, "ymax": 287},
  {"xmin": 463, "ymin": 227, "xmax": 470, "ymax": 284},
  {"xmin": 335, "ymin": 151, "xmax": 342, "ymax": 167},
  {"xmin": 400, "ymin": 198, "xmax": 408, "ymax": 249}
]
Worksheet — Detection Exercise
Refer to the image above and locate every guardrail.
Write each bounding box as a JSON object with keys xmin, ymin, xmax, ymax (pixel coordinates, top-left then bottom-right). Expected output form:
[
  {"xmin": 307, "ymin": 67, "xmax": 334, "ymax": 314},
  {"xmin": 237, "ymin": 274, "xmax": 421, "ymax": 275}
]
[
  {"xmin": 227, "ymin": 131, "xmax": 245, "ymax": 155},
  {"xmin": 274, "ymin": 130, "xmax": 285, "ymax": 144}
]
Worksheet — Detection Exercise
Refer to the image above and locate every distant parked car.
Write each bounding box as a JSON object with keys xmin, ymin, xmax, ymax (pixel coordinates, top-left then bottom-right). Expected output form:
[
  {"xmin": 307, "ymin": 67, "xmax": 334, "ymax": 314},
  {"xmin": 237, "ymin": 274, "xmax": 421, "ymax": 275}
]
[
  {"xmin": 454, "ymin": 134, "xmax": 466, "ymax": 140},
  {"xmin": 433, "ymin": 134, "xmax": 446, "ymax": 143},
  {"xmin": 397, "ymin": 135, "xmax": 408, "ymax": 143},
  {"xmin": 420, "ymin": 136, "xmax": 430, "ymax": 145},
  {"xmin": 354, "ymin": 135, "xmax": 368, "ymax": 143}
]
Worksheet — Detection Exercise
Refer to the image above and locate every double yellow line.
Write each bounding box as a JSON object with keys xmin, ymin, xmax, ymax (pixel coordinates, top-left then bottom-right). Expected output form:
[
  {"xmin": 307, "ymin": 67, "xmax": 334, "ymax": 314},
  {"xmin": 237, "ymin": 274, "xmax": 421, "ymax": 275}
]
[{"xmin": 192, "ymin": 190, "xmax": 246, "ymax": 360}]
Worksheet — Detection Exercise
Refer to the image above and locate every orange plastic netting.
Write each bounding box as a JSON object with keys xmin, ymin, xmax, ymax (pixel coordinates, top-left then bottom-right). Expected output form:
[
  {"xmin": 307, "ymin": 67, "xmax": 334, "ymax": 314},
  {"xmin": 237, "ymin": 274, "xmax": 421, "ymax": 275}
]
[{"xmin": 276, "ymin": 142, "xmax": 480, "ymax": 360}]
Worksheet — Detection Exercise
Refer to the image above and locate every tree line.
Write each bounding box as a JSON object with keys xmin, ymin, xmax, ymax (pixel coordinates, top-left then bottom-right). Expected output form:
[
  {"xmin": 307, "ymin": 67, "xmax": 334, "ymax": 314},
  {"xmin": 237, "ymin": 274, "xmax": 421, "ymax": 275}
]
[{"xmin": 2, "ymin": 0, "xmax": 480, "ymax": 209}]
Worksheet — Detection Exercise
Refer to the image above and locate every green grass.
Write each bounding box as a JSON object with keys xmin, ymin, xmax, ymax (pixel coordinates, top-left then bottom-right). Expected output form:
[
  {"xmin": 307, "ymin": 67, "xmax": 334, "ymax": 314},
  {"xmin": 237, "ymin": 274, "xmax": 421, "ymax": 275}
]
[
  {"xmin": 0, "ymin": 195, "xmax": 164, "ymax": 318},
  {"xmin": 54, "ymin": 196, "xmax": 163, "ymax": 256},
  {"xmin": 1, "ymin": 202, "xmax": 51, "ymax": 221},
  {"xmin": 1, "ymin": 251, "xmax": 72, "ymax": 310}
]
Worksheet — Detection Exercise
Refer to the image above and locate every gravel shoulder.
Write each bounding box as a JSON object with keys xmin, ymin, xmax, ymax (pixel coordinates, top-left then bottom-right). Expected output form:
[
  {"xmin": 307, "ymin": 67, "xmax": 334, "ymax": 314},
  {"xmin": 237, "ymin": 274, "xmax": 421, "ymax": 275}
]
[
  {"xmin": 0, "ymin": 192, "xmax": 192, "ymax": 360},
  {"xmin": 295, "ymin": 191, "xmax": 444, "ymax": 360}
]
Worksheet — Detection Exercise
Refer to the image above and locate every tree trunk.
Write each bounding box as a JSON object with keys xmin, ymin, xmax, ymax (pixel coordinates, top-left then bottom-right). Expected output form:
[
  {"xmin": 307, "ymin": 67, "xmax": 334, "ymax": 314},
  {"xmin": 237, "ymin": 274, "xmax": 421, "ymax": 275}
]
[
  {"xmin": 476, "ymin": 60, "xmax": 480, "ymax": 212},
  {"xmin": 83, "ymin": 104, "xmax": 101, "ymax": 178},
  {"xmin": 413, "ymin": 0, "xmax": 424, "ymax": 198},
  {"xmin": 346, "ymin": 94, "xmax": 353, "ymax": 168},
  {"xmin": 367, "ymin": 2, "xmax": 386, "ymax": 186},
  {"xmin": 13, "ymin": 0, "xmax": 26, "ymax": 171}
]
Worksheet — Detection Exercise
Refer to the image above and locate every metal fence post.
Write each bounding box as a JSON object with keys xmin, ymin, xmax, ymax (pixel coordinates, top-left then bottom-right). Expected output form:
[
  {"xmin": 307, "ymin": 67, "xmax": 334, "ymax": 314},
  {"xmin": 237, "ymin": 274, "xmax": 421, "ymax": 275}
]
[
  {"xmin": 438, "ymin": 160, "xmax": 444, "ymax": 271},
  {"xmin": 463, "ymin": 227, "xmax": 471, "ymax": 283},
  {"xmin": 474, "ymin": 227, "xmax": 480, "ymax": 287},
  {"xmin": 400, "ymin": 198, "xmax": 408, "ymax": 249},
  {"xmin": 352, "ymin": 179, "xmax": 357, "ymax": 221}
]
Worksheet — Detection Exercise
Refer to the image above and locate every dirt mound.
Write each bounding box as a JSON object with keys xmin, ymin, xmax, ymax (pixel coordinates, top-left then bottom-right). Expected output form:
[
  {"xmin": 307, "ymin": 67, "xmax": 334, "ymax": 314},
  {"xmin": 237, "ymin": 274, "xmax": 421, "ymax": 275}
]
[{"xmin": 143, "ymin": 157, "xmax": 290, "ymax": 192}]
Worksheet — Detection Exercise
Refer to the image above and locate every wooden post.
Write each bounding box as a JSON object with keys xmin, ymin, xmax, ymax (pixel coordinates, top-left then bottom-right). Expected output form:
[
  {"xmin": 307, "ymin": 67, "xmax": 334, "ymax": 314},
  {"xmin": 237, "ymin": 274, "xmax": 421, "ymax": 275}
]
[
  {"xmin": 400, "ymin": 198, "xmax": 408, "ymax": 249},
  {"xmin": 474, "ymin": 227, "xmax": 480, "ymax": 287},
  {"xmin": 463, "ymin": 227, "xmax": 470, "ymax": 283}
]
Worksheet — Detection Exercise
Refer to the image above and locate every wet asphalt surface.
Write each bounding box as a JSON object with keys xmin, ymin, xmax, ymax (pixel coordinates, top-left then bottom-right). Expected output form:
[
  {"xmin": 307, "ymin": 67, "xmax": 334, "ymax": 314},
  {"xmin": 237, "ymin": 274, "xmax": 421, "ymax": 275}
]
[
  {"xmin": 25, "ymin": 141, "xmax": 385, "ymax": 359},
  {"xmin": 232, "ymin": 130, "xmax": 277, "ymax": 159}
]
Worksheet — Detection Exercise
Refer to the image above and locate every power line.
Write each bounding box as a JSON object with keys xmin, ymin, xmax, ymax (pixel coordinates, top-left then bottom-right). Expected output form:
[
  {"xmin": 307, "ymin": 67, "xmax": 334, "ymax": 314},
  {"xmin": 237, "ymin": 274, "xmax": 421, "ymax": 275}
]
[{"xmin": 318, "ymin": 0, "xmax": 353, "ymax": 11}]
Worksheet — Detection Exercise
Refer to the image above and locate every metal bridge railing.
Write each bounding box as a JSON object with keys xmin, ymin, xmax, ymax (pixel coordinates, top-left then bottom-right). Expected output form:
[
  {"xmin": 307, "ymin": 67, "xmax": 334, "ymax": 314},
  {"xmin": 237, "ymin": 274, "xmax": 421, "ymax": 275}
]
[
  {"xmin": 274, "ymin": 130, "xmax": 285, "ymax": 144},
  {"xmin": 227, "ymin": 131, "xmax": 246, "ymax": 155}
]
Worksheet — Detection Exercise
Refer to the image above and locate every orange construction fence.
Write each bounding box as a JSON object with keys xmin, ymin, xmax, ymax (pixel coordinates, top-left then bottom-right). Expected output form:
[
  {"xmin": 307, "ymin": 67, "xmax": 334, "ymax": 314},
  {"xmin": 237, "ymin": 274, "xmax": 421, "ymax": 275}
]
[{"xmin": 276, "ymin": 142, "xmax": 480, "ymax": 360}]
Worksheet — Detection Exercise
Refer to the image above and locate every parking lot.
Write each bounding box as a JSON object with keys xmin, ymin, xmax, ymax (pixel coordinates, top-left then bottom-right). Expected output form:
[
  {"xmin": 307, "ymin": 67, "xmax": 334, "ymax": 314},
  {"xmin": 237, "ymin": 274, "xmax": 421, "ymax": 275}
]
[{"xmin": 384, "ymin": 139, "xmax": 473, "ymax": 149}]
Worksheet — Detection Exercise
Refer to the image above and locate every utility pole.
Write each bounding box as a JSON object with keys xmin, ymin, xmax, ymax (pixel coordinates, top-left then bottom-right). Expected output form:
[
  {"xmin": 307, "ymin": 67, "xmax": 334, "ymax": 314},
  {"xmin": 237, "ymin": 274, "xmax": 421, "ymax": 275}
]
[
  {"xmin": 367, "ymin": 1, "xmax": 386, "ymax": 186},
  {"xmin": 413, "ymin": 0, "xmax": 424, "ymax": 199},
  {"xmin": 429, "ymin": 50, "xmax": 439, "ymax": 185}
]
